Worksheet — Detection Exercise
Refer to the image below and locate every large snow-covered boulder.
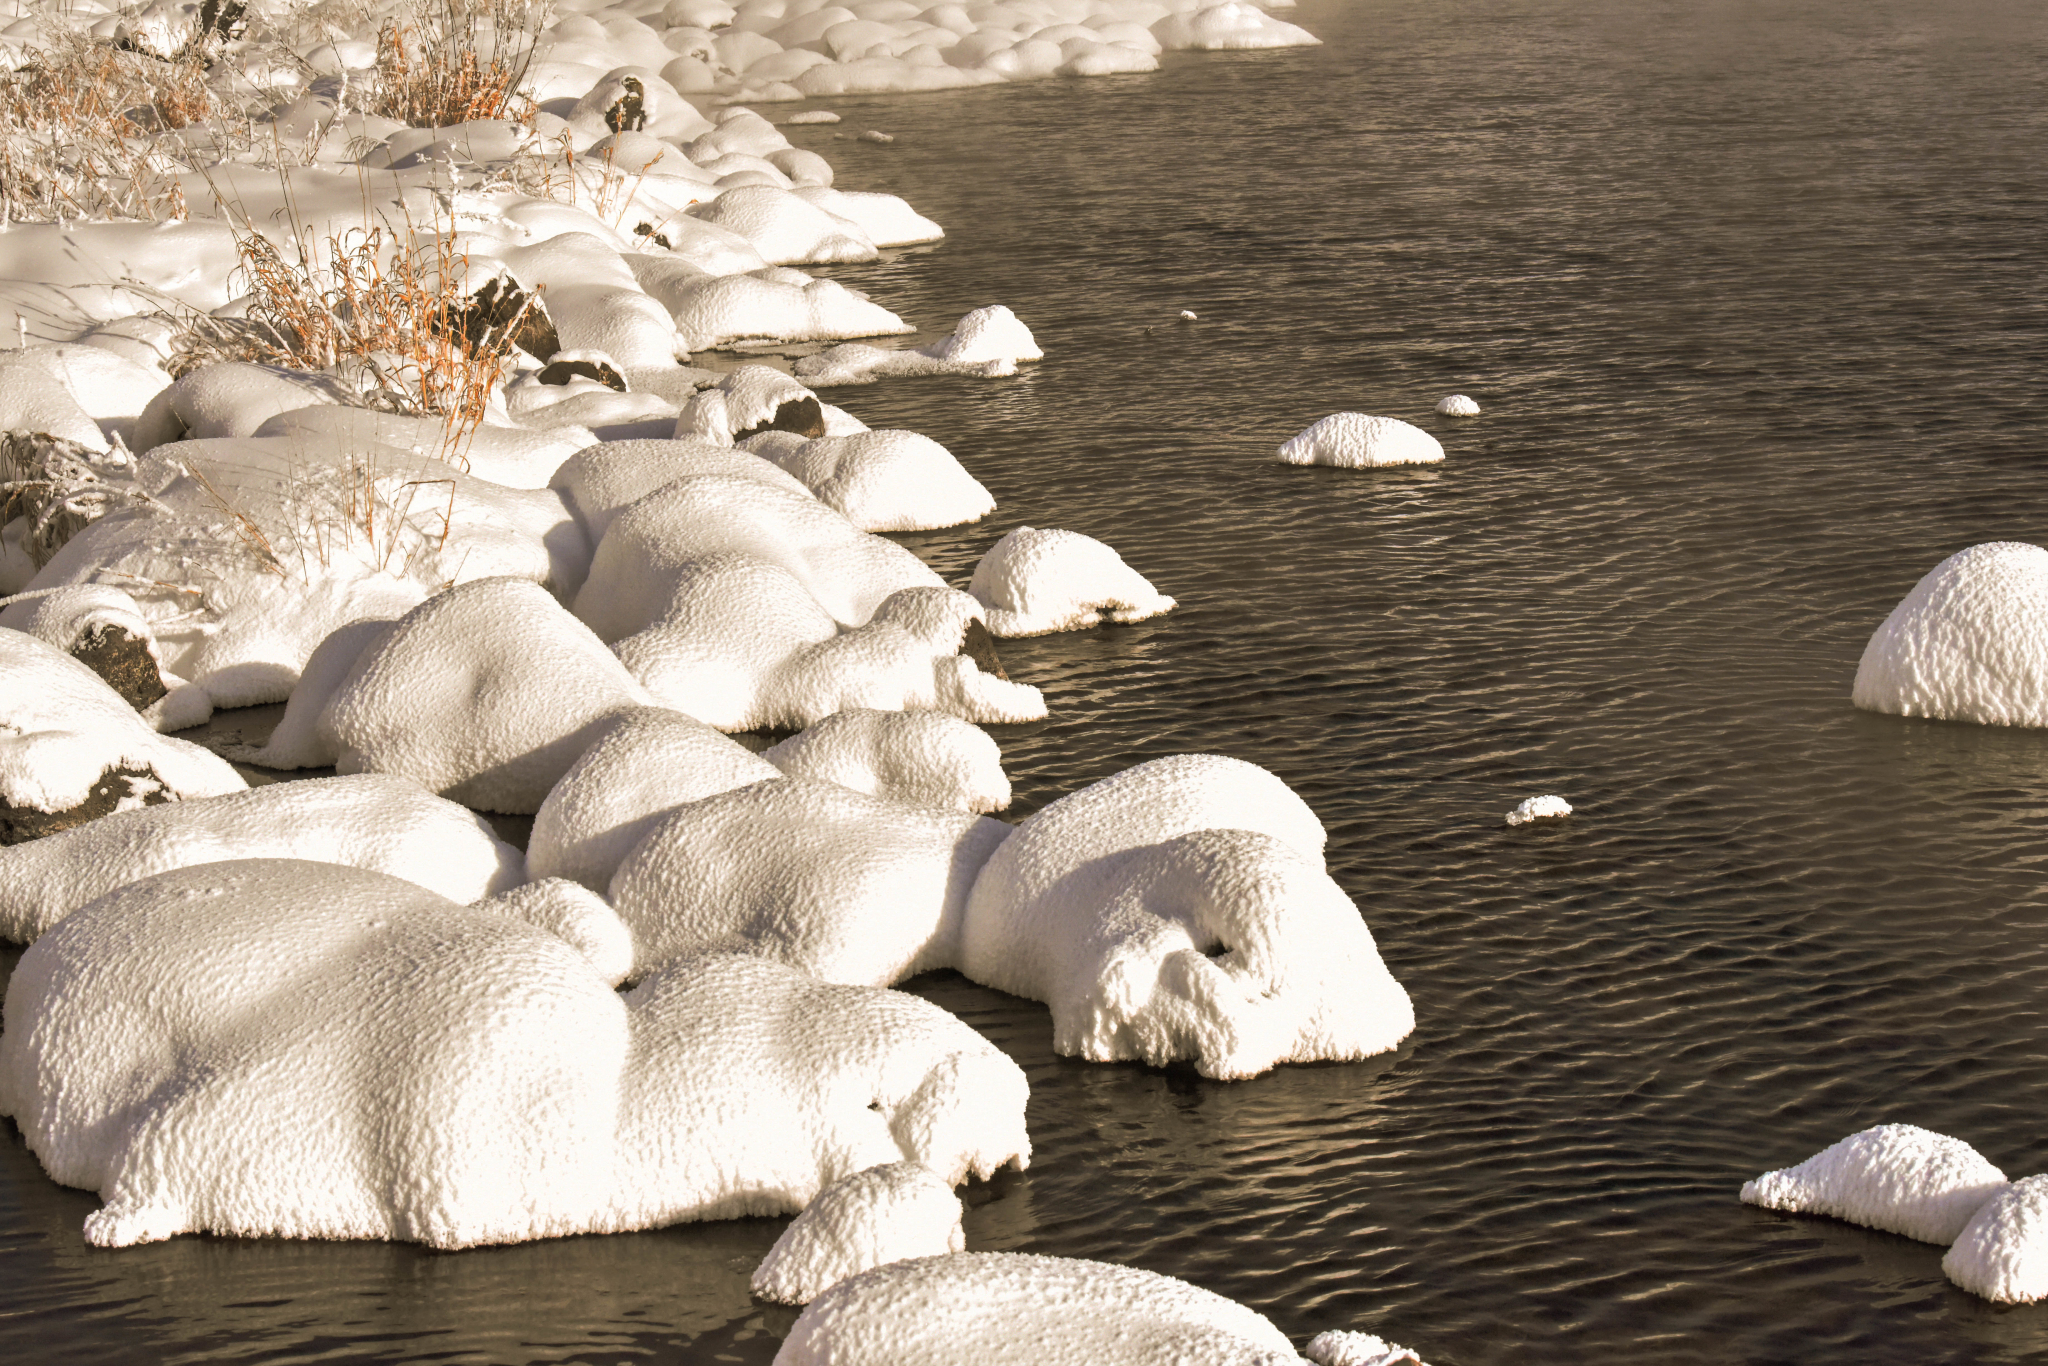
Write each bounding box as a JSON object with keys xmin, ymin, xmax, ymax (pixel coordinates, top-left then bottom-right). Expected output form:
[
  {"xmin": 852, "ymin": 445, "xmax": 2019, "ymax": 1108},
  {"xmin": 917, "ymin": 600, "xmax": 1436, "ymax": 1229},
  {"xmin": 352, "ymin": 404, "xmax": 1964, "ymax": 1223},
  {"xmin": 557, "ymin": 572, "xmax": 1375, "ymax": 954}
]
[
  {"xmin": 1944, "ymin": 1173, "xmax": 2048, "ymax": 1305},
  {"xmin": 688, "ymin": 185, "xmax": 878, "ymax": 265},
  {"xmin": 0, "ymin": 860, "xmax": 1030, "ymax": 1250},
  {"xmin": 0, "ymin": 631, "xmax": 244, "ymax": 843},
  {"xmin": 1276, "ymin": 413, "xmax": 1444, "ymax": 469},
  {"xmin": 550, "ymin": 436, "xmax": 814, "ymax": 545},
  {"xmin": 1851, "ymin": 542, "xmax": 2048, "ymax": 728},
  {"xmin": 774, "ymin": 1252, "xmax": 1301, "ymax": 1365},
  {"xmin": 968, "ymin": 526, "xmax": 1175, "ymax": 637},
  {"xmin": 609, "ymin": 775, "xmax": 1011, "ymax": 983},
  {"xmin": 0, "ymin": 774, "xmax": 521, "ymax": 943},
  {"xmin": 752, "ymin": 1161, "xmax": 965, "ymax": 1307},
  {"xmin": 1740, "ymin": 1123, "xmax": 2009, "ymax": 1245},
  {"xmin": 323, "ymin": 577, "xmax": 655, "ymax": 813},
  {"xmin": 958, "ymin": 754, "xmax": 1415, "ymax": 1080},
  {"xmin": 526, "ymin": 705, "xmax": 781, "ymax": 890}
]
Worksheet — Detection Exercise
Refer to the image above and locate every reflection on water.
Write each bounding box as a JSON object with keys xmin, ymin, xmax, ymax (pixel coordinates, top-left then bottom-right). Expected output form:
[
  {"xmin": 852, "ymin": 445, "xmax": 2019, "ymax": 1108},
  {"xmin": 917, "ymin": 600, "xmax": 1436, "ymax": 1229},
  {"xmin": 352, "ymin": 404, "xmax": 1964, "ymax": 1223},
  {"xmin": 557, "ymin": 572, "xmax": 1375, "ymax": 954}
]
[{"xmin": 7, "ymin": 0, "xmax": 2048, "ymax": 1361}]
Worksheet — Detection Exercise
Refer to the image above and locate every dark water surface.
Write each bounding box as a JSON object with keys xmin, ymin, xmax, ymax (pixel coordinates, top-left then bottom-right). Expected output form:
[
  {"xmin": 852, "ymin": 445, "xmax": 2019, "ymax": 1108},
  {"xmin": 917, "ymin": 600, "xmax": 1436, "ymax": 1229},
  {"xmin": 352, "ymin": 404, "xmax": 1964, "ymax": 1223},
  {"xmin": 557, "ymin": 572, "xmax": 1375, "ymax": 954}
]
[{"xmin": 7, "ymin": 1, "xmax": 2048, "ymax": 1361}]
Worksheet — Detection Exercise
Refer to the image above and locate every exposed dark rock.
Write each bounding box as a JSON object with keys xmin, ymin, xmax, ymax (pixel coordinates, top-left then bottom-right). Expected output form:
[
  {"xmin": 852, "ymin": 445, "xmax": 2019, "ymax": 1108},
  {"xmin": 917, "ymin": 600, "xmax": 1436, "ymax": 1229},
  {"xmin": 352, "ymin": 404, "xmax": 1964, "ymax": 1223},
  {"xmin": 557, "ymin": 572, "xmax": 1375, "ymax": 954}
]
[
  {"xmin": 605, "ymin": 76, "xmax": 646, "ymax": 134},
  {"xmin": 732, "ymin": 395, "xmax": 826, "ymax": 443},
  {"xmin": 198, "ymin": 0, "xmax": 247, "ymax": 42},
  {"xmin": 70, "ymin": 625, "xmax": 169, "ymax": 710},
  {"xmin": 632, "ymin": 223, "xmax": 673, "ymax": 250},
  {"xmin": 959, "ymin": 618, "xmax": 1007, "ymax": 681},
  {"xmin": 0, "ymin": 764, "xmax": 173, "ymax": 845},
  {"xmin": 538, "ymin": 358, "xmax": 627, "ymax": 392},
  {"xmin": 457, "ymin": 277, "xmax": 561, "ymax": 361}
]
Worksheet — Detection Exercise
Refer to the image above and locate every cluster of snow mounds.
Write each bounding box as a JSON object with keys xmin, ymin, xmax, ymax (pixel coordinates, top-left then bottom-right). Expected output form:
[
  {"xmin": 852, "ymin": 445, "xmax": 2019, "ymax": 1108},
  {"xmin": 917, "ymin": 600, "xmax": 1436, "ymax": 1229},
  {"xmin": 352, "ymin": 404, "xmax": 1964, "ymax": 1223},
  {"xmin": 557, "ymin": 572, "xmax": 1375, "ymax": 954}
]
[
  {"xmin": 0, "ymin": 860, "xmax": 1029, "ymax": 1250},
  {"xmin": 969, "ymin": 526, "xmax": 1176, "ymax": 637},
  {"xmin": 752, "ymin": 1162, "xmax": 966, "ymax": 1306},
  {"xmin": 962, "ymin": 754, "xmax": 1416, "ymax": 1080},
  {"xmin": 1851, "ymin": 541, "xmax": 2048, "ymax": 728},
  {"xmin": 0, "ymin": 631, "xmax": 244, "ymax": 843},
  {"xmin": 0, "ymin": 774, "xmax": 522, "ymax": 944},
  {"xmin": 1742, "ymin": 1123, "xmax": 2048, "ymax": 1304},
  {"xmin": 796, "ymin": 305, "xmax": 1044, "ymax": 387},
  {"xmin": 1277, "ymin": 413, "xmax": 1446, "ymax": 469},
  {"xmin": 774, "ymin": 1252, "xmax": 1305, "ymax": 1365}
]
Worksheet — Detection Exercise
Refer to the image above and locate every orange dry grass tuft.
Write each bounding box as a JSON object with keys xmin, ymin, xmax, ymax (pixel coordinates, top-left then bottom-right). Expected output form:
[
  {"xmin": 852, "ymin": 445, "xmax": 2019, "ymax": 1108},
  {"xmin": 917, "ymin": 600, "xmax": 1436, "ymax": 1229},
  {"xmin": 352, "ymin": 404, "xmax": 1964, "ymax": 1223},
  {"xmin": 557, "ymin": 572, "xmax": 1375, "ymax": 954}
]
[
  {"xmin": 173, "ymin": 205, "xmax": 539, "ymax": 464},
  {"xmin": 0, "ymin": 30, "xmax": 210, "ymax": 221},
  {"xmin": 376, "ymin": 0, "xmax": 547, "ymax": 128}
]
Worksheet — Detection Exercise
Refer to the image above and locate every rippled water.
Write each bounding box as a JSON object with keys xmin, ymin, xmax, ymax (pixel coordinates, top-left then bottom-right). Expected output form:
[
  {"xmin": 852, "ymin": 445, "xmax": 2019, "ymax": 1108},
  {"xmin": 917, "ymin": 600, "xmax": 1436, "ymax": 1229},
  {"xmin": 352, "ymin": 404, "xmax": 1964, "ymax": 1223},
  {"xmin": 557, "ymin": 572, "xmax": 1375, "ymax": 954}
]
[{"xmin": 6, "ymin": 1, "xmax": 2048, "ymax": 1361}]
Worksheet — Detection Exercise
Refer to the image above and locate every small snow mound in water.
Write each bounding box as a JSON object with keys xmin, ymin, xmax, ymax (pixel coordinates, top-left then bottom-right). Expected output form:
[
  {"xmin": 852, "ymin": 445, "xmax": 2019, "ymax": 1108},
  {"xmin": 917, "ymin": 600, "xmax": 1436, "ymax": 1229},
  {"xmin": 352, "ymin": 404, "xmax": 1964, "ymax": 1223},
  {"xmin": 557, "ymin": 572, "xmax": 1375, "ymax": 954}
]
[
  {"xmin": 787, "ymin": 111, "xmax": 840, "ymax": 125},
  {"xmin": 1152, "ymin": 2, "xmax": 1322, "ymax": 51},
  {"xmin": 925, "ymin": 306, "xmax": 1042, "ymax": 366},
  {"xmin": 1436, "ymin": 394, "xmax": 1481, "ymax": 416},
  {"xmin": 752, "ymin": 1162, "xmax": 964, "ymax": 1305},
  {"xmin": 1851, "ymin": 541, "xmax": 2048, "ymax": 728},
  {"xmin": 858, "ymin": 130, "xmax": 895, "ymax": 144},
  {"xmin": 775, "ymin": 1251, "xmax": 1301, "ymax": 1365},
  {"xmin": 968, "ymin": 527, "xmax": 1175, "ymax": 638},
  {"xmin": 1306, "ymin": 1329, "xmax": 1427, "ymax": 1366},
  {"xmin": 1740, "ymin": 1123, "xmax": 2008, "ymax": 1245},
  {"xmin": 1179, "ymin": 309, "xmax": 1198, "ymax": 321},
  {"xmin": 1504, "ymin": 795, "xmax": 1571, "ymax": 826},
  {"xmin": 1277, "ymin": 413, "xmax": 1445, "ymax": 468},
  {"xmin": 1944, "ymin": 1173, "xmax": 2048, "ymax": 1304}
]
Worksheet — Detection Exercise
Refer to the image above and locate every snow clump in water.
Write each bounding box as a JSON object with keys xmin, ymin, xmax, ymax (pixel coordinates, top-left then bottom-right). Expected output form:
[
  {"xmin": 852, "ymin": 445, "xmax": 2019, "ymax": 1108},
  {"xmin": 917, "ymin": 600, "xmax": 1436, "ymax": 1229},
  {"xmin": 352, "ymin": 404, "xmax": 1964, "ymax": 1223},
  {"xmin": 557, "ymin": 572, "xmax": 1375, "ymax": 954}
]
[
  {"xmin": 1436, "ymin": 394, "xmax": 1481, "ymax": 416},
  {"xmin": 1944, "ymin": 1173, "xmax": 2048, "ymax": 1305},
  {"xmin": 1505, "ymin": 795, "xmax": 1571, "ymax": 826},
  {"xmin": 751, "ymin": 1161, "xmax": 965, "ymax": 1306},
  {"xmin": 1277, "ymin": 412, "xmax": 1446, "ymax": 468},
  {"xmin": 1852, "ymin": 541, "xmax": 2048, "ymax": 728},
  {"xmin": 1740, "ymin": 1123, "xmax": 2009, "ymax": 1245},
  {"xmin": 969, "ymin": 526, "xmax": 1176, "ymax": 637}
]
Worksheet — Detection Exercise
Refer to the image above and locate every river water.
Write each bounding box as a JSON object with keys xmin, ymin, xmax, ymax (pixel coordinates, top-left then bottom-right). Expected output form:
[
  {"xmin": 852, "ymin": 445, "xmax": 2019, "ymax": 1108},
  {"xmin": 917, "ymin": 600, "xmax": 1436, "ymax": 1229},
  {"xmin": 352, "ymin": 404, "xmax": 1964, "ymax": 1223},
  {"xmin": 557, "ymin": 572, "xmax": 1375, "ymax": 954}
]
[{"xmin": 6, "ymin": 1, "xmax": 2048, "ymax": 1361}]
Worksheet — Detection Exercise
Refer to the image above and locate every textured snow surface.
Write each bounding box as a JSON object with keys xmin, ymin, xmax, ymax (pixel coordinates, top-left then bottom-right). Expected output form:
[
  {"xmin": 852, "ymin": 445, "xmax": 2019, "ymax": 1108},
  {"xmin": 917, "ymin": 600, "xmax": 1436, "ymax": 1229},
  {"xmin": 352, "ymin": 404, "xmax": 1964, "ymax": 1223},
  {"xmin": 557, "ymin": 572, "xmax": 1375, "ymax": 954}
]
[
  {"xmin": 1851, "ymin": 541, "xmax": 2048, "ymax": 728},
  {"xmin": 754, "ymin": 429, "xmax": 995, "ymax": 532},
  {"xmin": 774, "ymin": 1252, "xmax": 1300, "ymax": 1366},
  {"xmin": 0, "ymin": 774, "xmax": 521, "ymax": 944},
  {"xmin": 790, "ymin": 303, "xmax": 1038, "ymax": 388},
  {"xmin": 1435, "ymin": 394, "xmax": 1481, "ymax": 417},
  {"xmin": 969, "ymin": 526, "xmax": 1176, "ymax": 637},
  {"xmin": 669, "ymin": 272, "xmax": 912, "ymax": 351},
  {"xmin": 610, "ymin": 775, "xmax": 1011, "ymax": 984},
  {"xmin": 1153, "ymin": 2, "xmax": 1322, "ymax": 51},
  {"xmin": 1277, "ymin": 412, "xmax": 1445, "ymax": 468},
  {"xmin": 961, "ymin": 754, "xmax": 1415, "ymax": 1079},
  {"xmin": 526, "ymin": 705, "xmax": 780, "ymax": 891},
  {"xmin": 324, "ymin": 577, "xmax": 655, "ymax": 813},
  {"xmin": 752, "ymin": 1162, "xmax": 965, "ymax": 1306},
  {"xmin": 926, "ymin": 305, "xmax": 1043, "ymax": 366},
  {"xmin": 762, "ymin": 708, "xmax": 1012, "ymax": 814},
  {"xmin": 0, "ymin": 631, "xmax": 245, "ymax": 814},
  {"xmin": 1505, "ymin": 795, "xmax": 1571, "ymax": 826},
  {"xmin": 0, "ymin": 861, "xmax": 1027, "ymax": 1249},
  {"xmin": 1305, "ymin": 1330, "xmax": 1426, "ymax": 1366},
  {"xmin": 1740, "ymin": 1123, "xmax": 2008, "ymax": 1245},
  {"xmin": 1944, "ymin": 1173, "xmax": 2048, "ymax": 1304},
  {"xmin": 550, "ymin": 437, "xmax": 815, "ymax": 547}
]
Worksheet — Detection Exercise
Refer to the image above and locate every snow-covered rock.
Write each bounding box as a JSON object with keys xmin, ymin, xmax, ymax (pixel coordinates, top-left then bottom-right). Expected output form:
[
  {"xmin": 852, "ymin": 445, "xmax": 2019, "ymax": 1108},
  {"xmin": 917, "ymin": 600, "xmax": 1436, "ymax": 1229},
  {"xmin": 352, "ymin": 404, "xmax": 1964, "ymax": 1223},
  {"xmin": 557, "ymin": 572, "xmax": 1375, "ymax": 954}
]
[
  {"xmin": 1944, "ymin": 1173, "xmax": 2048, "ymax": 1305},
  {"xmin": 752, "ymin": 1161, "xmax": 965, "ymax": 1306},
  {"xmin": 925, "ymin": 305, "xmax": 1041, "ymax": 365},
  {"xmin": 968, "ymin": 526, "xmax": 1175, "ymax": 637},
  {"xmin": 0, "ymin": 861, "xmax": 1028, "ymax": 1249},
  {"xmin": 774, "ymin": 1252, "xmax": 1301, "ymax": 1365},
  {"xmin": 526, "ymin": 705, "xmax": 780, "ymax": 890},
  {"xmin": 0, "ymin": 774, "xmax": 522, "ymax": 943},
  {"xmin": 1305, "ymin": 1330, "xmax": 1427, "ymax": 1366},
  {"xmin": 323, "ymin": 577, "xmax": 655, "ymax": 813},
  {"xmin": 1277, "ymin": 413, "xmax": 1444, "ymax": 469},
  {"xmin": 689, "ymin": 185, "xmax": 878, "ymax": 265},
  {"xmin": 0, "ymin": 631, "xmax": 244, "ymax": 843},
  {"xmin": 1740, "ymin": 1123, "xmax": 2008, "ymax": 1245},
  {"xmin": 1152, "ymin": 2, "xmax": 1321, "ymax": 51},
  {"xmin": 958, "ymin": 754, "xmax": 1415, "ymax": 1080},
  {"xmin": 794, "ymin": 305, "xmax": 1039, "ymax": 387},
  {"xmin": 551, "ymin": 436, "xmax": 814, "ymax": 546},
  {"xmin": 752, "ymin": 429, "xmax": 994, "ymax": 532},
  {"xmin": 669, "ymin": 273, "xmax": 912, "ymax": 351},
  {"xmin": 1435, "ymin": 394, "xmax": 1481, "ymax": 417},
  {"xmin": 762, "ymin": 708, "xmax": 1011, "ymax": 814},
  {"xmin": 1851, "ymin": 542, "xmax": 2048, "ymax": 728},
  {"xmin": 609, "ymin": 775, "xmax": 1011, "ymax": 983}
]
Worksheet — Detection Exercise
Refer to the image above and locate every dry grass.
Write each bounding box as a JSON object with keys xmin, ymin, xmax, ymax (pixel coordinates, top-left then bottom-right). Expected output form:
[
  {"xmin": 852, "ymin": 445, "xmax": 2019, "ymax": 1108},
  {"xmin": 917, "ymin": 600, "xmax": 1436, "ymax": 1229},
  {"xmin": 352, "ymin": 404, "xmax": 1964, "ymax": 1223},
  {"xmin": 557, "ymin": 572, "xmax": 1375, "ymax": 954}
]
[
  {"xmin": 0, "ymin": 27, "xmax": 214, "ymax": 222},
  {"xmin": 375, "ymin": 0, "xmax": 546, "ymax": 128},
  {"xmin": 170, "ymin": 201, "xmax": 540, "ymax": 463}
]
